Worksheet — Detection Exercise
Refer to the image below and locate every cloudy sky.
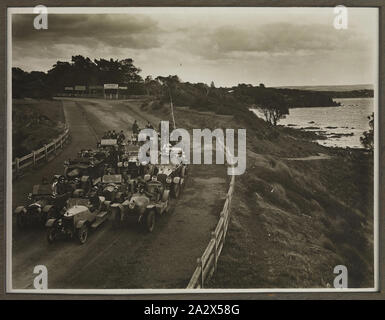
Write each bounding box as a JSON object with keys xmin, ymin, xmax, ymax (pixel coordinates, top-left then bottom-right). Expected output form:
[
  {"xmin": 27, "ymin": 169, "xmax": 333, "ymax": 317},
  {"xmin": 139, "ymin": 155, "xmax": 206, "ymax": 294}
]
[{"xmin": 11, "ymin": 7, "xmax": 378, "ymax": 87}]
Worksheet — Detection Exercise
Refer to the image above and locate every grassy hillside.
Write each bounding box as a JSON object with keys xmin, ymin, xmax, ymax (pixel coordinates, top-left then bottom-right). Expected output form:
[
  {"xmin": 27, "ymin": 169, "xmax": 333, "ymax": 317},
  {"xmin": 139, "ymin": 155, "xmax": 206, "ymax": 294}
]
[
  {"xmin": 144, "ymin": 95, "xmax": 374, "ymax": 288},
  {"xmin": 12, "ymin": 99, "xmax": 65, "ymax": 158}
]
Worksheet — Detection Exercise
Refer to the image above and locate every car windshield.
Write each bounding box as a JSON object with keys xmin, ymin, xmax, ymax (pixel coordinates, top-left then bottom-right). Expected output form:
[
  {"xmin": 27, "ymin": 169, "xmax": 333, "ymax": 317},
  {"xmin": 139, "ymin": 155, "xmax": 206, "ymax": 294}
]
[
  {"xmin": 102, "ymin": 174, "xmax": 122, "ymax": 183},
  {"xmin": 32, "ymin": 184, "xmax": 52, "ymax": 195},
  {"xmin": 67, "ymin": 198, "xmax": 90, "ymax": 207}
]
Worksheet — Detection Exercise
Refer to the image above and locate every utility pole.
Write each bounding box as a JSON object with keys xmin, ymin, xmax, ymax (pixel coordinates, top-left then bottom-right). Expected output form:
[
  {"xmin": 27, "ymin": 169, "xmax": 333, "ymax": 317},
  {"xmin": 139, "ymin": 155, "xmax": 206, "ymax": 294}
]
[{"xmin": 166, "ymin": 84, "xmax": 176, "ymax": 130}]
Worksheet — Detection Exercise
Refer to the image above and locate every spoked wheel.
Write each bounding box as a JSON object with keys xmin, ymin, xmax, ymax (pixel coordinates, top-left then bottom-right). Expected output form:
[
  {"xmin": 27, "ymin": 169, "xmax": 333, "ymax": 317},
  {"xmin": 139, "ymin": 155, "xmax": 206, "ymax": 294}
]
[
  {"xmin": 113, "ymin": 209, "xmax": 121, "ymax": 228},
  {"xmin": 77, "ymin": 224, "xmax": 88, "ymax": 244},
  {"xmin": 164, "ymin": 200, "xmax": 170, "ymax": 214},
  {"xmin": 144, "ymin": 211, "xmax": 155, "ymax": 233},
  {"xmin": 46, "ymin": 227, "xmax": 57, "ymax": 244}
]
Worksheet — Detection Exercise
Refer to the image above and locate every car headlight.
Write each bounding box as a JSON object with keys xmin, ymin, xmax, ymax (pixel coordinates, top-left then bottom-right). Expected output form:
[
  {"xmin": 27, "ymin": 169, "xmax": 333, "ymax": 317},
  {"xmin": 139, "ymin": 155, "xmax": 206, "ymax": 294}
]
[
  {"xmin": 117, "ymin": 162, "xmax": 123, "ymax": 167},
  {"xmin": 166, "ymin": 177, "xmax": 172, "ymax": 184},
  {"xmin": 124, "ymin": 161, "xmax": 129, "ymax": 167}
]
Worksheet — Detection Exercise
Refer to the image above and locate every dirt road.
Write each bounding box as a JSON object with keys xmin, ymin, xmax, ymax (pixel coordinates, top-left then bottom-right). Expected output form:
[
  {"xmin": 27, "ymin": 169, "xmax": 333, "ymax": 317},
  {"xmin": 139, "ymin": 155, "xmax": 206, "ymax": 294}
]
[{"xmin": 11, "ymin": 98, "xmax": 228, "ymax": 289}]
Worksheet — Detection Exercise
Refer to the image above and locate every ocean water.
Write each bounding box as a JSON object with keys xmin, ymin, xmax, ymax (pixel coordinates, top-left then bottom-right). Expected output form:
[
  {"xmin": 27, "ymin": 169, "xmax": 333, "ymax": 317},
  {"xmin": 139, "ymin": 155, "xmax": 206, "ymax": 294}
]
[{"xmin": 252, "ymin": 97, "xmax": 374, "ymax": 149}]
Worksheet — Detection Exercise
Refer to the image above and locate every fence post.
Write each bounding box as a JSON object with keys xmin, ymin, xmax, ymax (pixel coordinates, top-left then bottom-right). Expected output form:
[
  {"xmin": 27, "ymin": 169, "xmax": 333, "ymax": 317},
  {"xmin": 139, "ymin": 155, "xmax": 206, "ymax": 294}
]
[
  {"xmin": 221, "ymin": 210, "xmax": 227, "ymax": 241},
  {"xmin": 211, "ymin": 231, "xmax": 217, "ymax": 271},
  {"xmin": 15, "ymin": 157, "xmax": 20, "ymax": 176},
  {"xmin": 197, "ymin": 258, "xmax": 203, "ymax": 288},
  {"xmin": 33, "ymin": 151, "xmax": 36, "ymax": 166}
]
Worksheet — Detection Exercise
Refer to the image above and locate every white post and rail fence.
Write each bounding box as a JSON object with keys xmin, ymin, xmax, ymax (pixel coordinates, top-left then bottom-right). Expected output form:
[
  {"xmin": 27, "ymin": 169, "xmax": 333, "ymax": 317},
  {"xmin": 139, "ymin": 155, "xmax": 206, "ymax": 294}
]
[
  {"xmin": 12, "ymin": 126, "xmax": 70, "ymax": 178},
  {"xmin": 187, "ymin": 142, "xmax": 236, "ymax": 288}
]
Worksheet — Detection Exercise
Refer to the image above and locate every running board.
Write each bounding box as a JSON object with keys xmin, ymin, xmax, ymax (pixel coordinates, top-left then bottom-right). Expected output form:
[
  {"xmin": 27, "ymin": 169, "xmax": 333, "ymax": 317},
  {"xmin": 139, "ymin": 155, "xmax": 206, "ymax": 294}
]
[{"xmin": 91, "ymin": 211, "xmax": 108, "ymax": 228}]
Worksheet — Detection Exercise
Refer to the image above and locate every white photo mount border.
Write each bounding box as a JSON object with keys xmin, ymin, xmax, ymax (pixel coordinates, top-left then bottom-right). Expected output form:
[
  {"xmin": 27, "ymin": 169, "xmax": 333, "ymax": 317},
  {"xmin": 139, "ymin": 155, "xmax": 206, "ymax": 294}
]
[{"xmin": 3, "ymin": 4, "xmax": 382, "ymax": 297}]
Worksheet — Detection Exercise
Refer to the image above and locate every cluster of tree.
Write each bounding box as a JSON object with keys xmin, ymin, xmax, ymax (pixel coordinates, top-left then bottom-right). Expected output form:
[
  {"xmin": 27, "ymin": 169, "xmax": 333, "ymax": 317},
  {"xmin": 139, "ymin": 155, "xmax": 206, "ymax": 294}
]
[
  {"xmin": 12, "ymin": 68, "xmax": 51, "ymax": 99},
  {"xmin": 143, "ymin": 74, "xmax": 244, "ymax": 115},
  {"xmin": 48, "ymin": 55, "xmax": 142, "ymax": 92},
  {"xmin": 274, "ymin": 88, "xmax": 341, "ymax": 108},
  {"xmin": 15, "ymin": 55, "xmax": 365, "ymax": 128},
  {"xmin": 231, "ymin": 84, "xmax": 290, "ymax": 125},
  {"xmin": 13, "ymin": 55, "xmax": 145, "ymax": 98}
]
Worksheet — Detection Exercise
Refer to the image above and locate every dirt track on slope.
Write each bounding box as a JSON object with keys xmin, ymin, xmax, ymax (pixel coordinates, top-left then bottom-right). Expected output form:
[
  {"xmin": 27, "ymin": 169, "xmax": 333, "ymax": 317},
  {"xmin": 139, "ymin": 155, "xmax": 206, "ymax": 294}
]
[{"xmin": 11, "ymin": 98, "xmax": 227, "ymax": 289}]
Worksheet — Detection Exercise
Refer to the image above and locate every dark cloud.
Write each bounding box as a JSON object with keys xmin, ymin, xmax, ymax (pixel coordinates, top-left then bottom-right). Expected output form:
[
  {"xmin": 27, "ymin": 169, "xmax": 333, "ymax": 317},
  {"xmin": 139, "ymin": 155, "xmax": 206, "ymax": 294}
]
[
  {"xmin": 13, "ymin": 14, "xmax": 162, "ymax": 49},
  {"xmin": 11, "ymin": 10, "xmax": 377, "ymax": 87}
]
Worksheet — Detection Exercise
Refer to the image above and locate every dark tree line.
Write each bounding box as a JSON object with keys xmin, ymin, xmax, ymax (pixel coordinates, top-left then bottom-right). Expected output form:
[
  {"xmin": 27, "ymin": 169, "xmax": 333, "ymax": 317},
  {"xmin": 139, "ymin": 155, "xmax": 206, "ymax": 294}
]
[
  {"xmin": 13, "ymin": 55, "xmax": 354, "ymax": 128},
  {"xmin": 12, "ymin": 68, "xmax": 51, "ymax": 99}
]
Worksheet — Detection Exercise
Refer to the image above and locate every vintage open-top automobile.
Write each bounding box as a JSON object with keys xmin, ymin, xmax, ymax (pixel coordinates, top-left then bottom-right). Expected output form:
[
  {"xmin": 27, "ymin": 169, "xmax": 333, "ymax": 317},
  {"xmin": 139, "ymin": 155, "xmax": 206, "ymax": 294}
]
[
  {"xmin": 14, "ymin": 183, "xmax": 69, "ymax": 229},
  {"xmin": 99, "ymin": 174, "xmax": 134, "ymax": 203},
  {"xmin": 111, "ymin": 174, "xmax": 170, "ymax": 232},
  {"xmin": 45, "ymin": 194, "xmax": 111, "ymax": 244},
  {"xmin": 117, "ymin": 143, "xmax": 157, "ymax": 179},
  {"xmin": 63, "ymin": 153, "xmax": 107, "ymax": 193}
]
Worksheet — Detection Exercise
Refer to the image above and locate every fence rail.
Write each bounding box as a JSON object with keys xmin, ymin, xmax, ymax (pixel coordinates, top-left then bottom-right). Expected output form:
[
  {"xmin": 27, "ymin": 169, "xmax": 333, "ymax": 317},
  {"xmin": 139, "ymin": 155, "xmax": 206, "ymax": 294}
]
[
  {"xmin": 187, "ymin": 172, "xmax": 235, "ymax": 289},
  {"xmin": 12, "ymin": 127, "xmax": 70, "ymax": 176}
]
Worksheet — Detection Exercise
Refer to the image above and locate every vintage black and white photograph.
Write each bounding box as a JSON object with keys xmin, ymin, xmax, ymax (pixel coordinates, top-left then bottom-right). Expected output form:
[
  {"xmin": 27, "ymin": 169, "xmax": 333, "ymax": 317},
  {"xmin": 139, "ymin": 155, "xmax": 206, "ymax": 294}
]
[{"xmin": 7, "ymin": 6, "xmax": 378, "ymax": 292}]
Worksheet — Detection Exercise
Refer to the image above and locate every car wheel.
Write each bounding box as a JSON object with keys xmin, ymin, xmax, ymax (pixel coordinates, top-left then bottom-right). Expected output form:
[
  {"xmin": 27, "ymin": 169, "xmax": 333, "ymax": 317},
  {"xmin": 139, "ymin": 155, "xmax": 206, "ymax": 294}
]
[
  {"xmin": 42, "ymin": 208, "xmax": 54, "ymax": 226},
  {"xmin": 46, "ymin": 227, "xmax": 57, "ymax": 244},
  {"xmin": 77, "ymin": 224, "xmax": 88, "ymax": 244},
  {"xmin": 145, "ymin": 211, "xmax": 155, "ymax": 233},
  {"xmin": 171, "ymin": 184, "xmax": 180, "ymax": 199},
  {"xmin": 113, "ymin": 209, "xmax": 121, "ymax": 228}
]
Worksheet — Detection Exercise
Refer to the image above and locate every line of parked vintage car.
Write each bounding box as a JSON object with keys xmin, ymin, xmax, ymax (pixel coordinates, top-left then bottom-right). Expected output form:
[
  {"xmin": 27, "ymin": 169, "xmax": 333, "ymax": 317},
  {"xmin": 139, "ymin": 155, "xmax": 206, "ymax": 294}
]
[{"xmin": 14, "ymin": 134, "xmax": 188, "ymax": 244}]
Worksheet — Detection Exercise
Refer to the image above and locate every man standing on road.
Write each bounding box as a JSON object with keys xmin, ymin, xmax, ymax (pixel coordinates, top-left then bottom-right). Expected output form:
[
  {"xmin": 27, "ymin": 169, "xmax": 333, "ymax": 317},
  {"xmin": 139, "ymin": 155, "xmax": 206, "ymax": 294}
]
[{"xmin": 132, "ymin": 120, "xmax": 139, "ymax": 134}]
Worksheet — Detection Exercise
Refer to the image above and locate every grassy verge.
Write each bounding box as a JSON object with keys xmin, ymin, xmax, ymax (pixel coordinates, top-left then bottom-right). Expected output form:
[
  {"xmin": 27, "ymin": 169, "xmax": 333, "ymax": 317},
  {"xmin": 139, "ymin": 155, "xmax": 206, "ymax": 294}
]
[{"xmin": 12, "ymin": 99, "xmax": 65, "ymax": 158}]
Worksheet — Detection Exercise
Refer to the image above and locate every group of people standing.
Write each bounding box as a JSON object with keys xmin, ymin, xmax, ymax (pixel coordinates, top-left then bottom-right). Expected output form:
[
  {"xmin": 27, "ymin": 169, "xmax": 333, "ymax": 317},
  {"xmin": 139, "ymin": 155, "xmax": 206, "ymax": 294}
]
[
  {"xmin": 131, "ymin": 120, "xmax": 155, "ymax": 134},
  {"xmin": 100, "ymin": 119, "xmax": 161, "ymax": 146}
]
